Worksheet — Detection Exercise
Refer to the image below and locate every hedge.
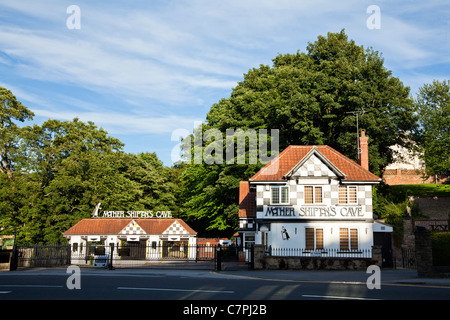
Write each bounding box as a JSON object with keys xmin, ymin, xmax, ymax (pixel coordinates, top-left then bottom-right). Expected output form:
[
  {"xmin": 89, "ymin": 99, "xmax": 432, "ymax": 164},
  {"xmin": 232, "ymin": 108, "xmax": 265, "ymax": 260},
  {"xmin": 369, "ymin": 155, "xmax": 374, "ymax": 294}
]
[{"xmin": 431, "ymin": 232, "xmax": 450, "ymax": 266}]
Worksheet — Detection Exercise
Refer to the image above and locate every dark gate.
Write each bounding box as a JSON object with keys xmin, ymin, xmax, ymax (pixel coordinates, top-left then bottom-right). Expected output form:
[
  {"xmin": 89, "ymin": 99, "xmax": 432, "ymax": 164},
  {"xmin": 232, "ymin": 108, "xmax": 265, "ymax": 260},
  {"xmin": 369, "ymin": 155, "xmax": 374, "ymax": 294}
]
[
  {"xmin": 374, "ymin": 233, "xmax": 393, "ymax": 268},
  {"xmin": 401, "ymin": 247, "xmax": 416, "ymax": 269},
  {"xmin": 216, "ymin": 244, "xmax": 250, "ymax": 270}
]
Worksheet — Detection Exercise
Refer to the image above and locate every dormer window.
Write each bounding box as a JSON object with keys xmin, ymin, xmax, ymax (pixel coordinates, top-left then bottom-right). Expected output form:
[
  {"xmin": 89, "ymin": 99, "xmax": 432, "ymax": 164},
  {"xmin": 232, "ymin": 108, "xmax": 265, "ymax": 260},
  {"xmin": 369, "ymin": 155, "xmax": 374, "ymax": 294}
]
[{"xmin": 271, "ymin": 186, "xmax": 289, "ymax": 205}]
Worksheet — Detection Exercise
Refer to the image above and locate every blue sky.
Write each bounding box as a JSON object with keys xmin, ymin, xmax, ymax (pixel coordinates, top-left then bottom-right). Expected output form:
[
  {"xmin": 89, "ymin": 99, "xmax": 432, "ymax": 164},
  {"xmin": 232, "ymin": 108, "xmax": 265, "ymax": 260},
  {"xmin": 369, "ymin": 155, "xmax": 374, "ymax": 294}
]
[{"xmin": 0, "ymin": 0, "xmax": 449, "ymax": 165}]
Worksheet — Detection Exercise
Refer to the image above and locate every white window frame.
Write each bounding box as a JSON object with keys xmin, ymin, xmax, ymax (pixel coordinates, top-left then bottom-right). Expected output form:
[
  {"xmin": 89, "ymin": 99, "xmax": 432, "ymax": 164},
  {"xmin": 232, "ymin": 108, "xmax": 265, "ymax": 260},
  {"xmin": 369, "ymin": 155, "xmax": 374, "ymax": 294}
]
[
  {"xmin": 270, "ymin": 186, "xmax": 289, "ymax": 205},
  {"xmin": 338, "ymin": 186, "xmax": 358, "ymax": 205},
  {"xmin": 305, "ymin": 227, "xmax": 324, "ymax": 251},
  {"xmin": 304, "ymin": 186, "xmax": 323, "ymax": 204},
  {"xmin": 339, "ymin": 228, "xmax": 359, "ymax": 251},
  {"xmin": 244, "ymin": 234, "xmax": 255, "ymax": 249}
]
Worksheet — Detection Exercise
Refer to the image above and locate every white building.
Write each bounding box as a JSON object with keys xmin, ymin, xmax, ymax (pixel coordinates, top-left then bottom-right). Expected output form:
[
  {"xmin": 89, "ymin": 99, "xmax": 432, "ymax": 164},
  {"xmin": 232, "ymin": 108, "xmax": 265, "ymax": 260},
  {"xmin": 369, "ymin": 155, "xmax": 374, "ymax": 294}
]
[
  {"xmin": 238, "ymin": 131, "xmax": 391, "ymax": 258},
  {"xmin": 63, "ymin": 218, "xmax": 197, "ymax": 265}
]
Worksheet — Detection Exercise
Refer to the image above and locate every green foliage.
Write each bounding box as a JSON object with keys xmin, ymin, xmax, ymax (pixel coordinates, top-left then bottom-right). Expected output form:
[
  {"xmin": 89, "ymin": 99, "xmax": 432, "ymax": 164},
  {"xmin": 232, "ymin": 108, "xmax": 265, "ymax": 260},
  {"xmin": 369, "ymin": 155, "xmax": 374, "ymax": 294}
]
[
  {"xmin": 207, "ymin": 30, "xmax": 416, "ymax": 174},
  {"xmin": 373, "ymin": 183, "xmax": 418, "ymax": 231},
  {"xmin": 181, "ymin": 30, "xmax": 417, "ymax": 237},
  {"xmin": 372, "ymin": 183, "xmax": 450, "ymax": 233},
  {"xmin": 179, "ymin": 162, "xmax": 245, "ymax": 237},
  {"xmin": 431, "ymin": 232, "xmax": 450, "ymax": 266},
  {"xmin": 376, "ymin": 197, "xmax": 411, "ymax": 227},
  {"xmin": 2, "ymin": 30, "xmax": 444, "ymax": 241},
  {"xmin": 388, "ymin": 184, "xmax": 450, "ymax": 198},
  {"xmin": 0, "ymin": 87, "xmax": 179, "ymax": 243},
  {"xmin": 414, "ymin": 80, "xmax": 450, "ymax": 177},
  {"xmin": 0, "ymin": 86, "xmax": 34, "ymax": 178}
]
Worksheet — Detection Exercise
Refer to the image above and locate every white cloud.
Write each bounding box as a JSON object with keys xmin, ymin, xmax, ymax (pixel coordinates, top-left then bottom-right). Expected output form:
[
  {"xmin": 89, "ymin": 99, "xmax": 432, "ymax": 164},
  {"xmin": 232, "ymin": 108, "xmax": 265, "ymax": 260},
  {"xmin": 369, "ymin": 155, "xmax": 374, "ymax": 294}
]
[
  {"xmin": 1, "ymin": 0, "xmax": 449, "ymax": 134},
  {"xmin": 0, "ymin": 3, "xmax": 243, "ymax": 108},
  {"xmin": 33, "ymin": 108, "xmax": 203, "ymax": 135},
  {"xmin": 1, "ymin": 0, "xmax": 443, "ymax": 103}
]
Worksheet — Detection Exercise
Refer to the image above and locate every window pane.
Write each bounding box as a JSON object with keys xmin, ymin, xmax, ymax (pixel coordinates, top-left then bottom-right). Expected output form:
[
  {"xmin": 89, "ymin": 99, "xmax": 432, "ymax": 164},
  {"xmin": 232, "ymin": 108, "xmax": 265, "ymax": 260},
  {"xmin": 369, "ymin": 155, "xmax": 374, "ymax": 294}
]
[
  {"xmin": 271, "ymin": 187, "xmax": 280, "ymax": 204},
  {"xmin": 304, "ymin": 186, "xmax": 313, "ymax": 204},
  {"xmin": 339, "ymin": 228, "xmax": 349, "ymax": 250},
  {"xmin": 314, "ymin": 187, "xmax": 322, "ymax": 203},
  {"xmin": 245, "ymin": 235, "xmax": 255, "ymax": 242},
  {"xmin": 281, "ymin": 187, "xmax": 289, "ymax": 204},
  {"xmin": 316, "ymin": 229, "xmax": 323, "ymax": 250},
  {"xmin": 349, "ymin": 186, "xmax": 357, "ymax": 204},
  {"xmin": 305, "ymin": 228, "xmax": 314, "ymax": 250},
  {"xmin": 338, "ymin": 186, "xmax": 347, "ymax": 204},
  {"xmin": 350, "ymin": 229, "xmax": 358, "ymax": 250}
]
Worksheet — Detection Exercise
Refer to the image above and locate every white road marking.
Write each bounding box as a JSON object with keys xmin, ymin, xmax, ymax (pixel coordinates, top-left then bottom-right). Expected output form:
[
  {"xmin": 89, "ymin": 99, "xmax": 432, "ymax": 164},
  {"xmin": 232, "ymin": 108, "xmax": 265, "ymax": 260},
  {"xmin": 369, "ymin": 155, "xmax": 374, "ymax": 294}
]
[
  {"xmin": 117, "ymin": 287, "xmax": 234, "ymax": 294},
  {"xmin": 0, "ymin": 285, "xmax": 63, "ymax": 288},
  {"xmin": 302, "ymin": 294, "xmax": 381, "ymax": 300}
]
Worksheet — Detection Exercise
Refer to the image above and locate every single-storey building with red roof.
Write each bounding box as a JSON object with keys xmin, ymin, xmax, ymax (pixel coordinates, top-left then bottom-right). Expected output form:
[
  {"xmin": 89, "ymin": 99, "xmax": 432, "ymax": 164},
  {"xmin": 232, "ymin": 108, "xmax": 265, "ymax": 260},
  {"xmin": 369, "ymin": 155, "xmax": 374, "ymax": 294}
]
[
  {"xmin": 237, "ymin": 130, "xmax": 392, "ymax": 259},
  {"xmin": 63, "ymin": 216, "xmax": 197, "ymax": 264}
]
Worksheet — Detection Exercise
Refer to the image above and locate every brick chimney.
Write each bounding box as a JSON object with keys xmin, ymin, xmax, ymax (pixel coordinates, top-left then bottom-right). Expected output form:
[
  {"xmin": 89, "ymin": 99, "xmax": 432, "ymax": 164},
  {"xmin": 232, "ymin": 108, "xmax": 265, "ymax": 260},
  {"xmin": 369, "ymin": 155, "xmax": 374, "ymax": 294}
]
[
  {"xmin": 239, "ymin": 181, "xmax": 255, "ymax": 218},
  {"xmin": 358, "ymin": 129, "xmax": 369, "ymax": 171},
  {"xmin": 239, "ymin": 181, "xmax": 250, "ymax": 217}
]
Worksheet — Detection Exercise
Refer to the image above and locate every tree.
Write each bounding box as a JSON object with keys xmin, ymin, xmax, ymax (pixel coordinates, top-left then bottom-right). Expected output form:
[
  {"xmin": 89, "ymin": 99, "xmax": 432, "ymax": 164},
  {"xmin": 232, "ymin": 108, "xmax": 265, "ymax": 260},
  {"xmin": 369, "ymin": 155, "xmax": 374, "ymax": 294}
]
[
  {"xmin": 177, "ymin": 123, "xmax": 261, "ymax": 237},
  {"xmin": 207, "ymin": 30, "xmax": 416, "ymax": 173},
  {"xmin": 0, "ymin": 109, "xmax": 179, "ymax": 243},
  {"xmin": 179, "ymin": 161, "xmax": 245, "ymax": 237},
  {"xmin": 20, "ymin": 118, "xmax": 124, "ymax": 186},
  {"xmin": 414, "ymin": 80, "xmax": 450, "ymax": 178},
  {"xmin": 0, "ymin": 87, "xmax": 34, "ymax": 178},
  {"xmin": 180, "ymin": 30, "xmax": 417, "ymax": 237}
]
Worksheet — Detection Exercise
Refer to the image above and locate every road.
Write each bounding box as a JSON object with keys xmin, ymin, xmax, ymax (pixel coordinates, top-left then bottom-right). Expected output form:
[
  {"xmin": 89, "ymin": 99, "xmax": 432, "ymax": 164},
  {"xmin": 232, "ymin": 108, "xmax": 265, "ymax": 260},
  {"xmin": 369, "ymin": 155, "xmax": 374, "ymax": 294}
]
[{"xmin": 0, "ymin": 267, "xmax": 448, "ymax": 316}]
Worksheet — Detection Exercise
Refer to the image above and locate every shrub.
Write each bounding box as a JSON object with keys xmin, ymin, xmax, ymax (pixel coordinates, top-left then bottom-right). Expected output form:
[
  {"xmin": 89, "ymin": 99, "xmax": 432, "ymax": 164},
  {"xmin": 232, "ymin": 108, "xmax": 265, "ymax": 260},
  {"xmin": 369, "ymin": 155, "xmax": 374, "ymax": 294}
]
[{"xmin": 431, "ymin": 232, "xmax": 450, "ymax": 266}]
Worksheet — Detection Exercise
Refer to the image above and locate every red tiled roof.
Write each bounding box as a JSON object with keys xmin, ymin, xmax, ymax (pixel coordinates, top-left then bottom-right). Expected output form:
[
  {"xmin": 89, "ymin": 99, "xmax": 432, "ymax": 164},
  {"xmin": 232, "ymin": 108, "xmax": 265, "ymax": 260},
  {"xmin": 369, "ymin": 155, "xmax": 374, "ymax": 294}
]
[
  {"xmin": 63, "ymin": 218, "xmax": 197, "ymax": 236},
  {"xmin": 250, "ymin": 145, "xmax": 381, "ymax": 182}
]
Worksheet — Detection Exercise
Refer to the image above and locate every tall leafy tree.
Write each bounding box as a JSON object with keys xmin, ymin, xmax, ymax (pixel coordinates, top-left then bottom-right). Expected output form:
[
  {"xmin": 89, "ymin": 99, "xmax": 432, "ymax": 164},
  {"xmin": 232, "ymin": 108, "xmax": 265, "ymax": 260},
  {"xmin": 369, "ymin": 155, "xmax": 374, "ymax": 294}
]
[
  {"xmin": 0, "ymin": 98, "xmax": 180, "ymax": 242},
  {"xmin": 20, "ymin": 118, "xmax": 124, "ymax": 186},
  {"xmin": 178, "ymin": 123, "xmax": 259, "ymax": 237},
  {"xmin": 207, "ymin": 30, "xmax": 416, "ymax": 173},
  {"xmin": 180, "ymin": 30, "xmax": 417, "ymax": 237},
  {"xmin": 414, "ymin": 80, "xmax": 450, "ymax": 178},
  {"xmin": 0, "ymin": 87, "xmax": 34, "ymax": 178},
  {"xmin": 0, "ymin": 87, "xmax": 37, "ymax": 241}
]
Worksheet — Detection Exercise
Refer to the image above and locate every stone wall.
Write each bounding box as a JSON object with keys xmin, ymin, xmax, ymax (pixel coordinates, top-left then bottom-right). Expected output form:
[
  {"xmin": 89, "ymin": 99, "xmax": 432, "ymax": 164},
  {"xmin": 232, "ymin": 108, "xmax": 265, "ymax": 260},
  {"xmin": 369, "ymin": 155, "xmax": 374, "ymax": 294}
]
[
  {"xmin": 414, "ymin": 197, "xmax": 450, "ymax": 220},
  {"xmin": 0, "ymin": 251, "xmax": 12, "ymax": 271},
  {"xmin": 403, "ymin": 218, "xmax": 415, "ymax": 244},
  {"xmin": 415, "ymin": 229, "xmax": 434, "ymax": 277},
  {"xmin": 252, "ymin": 245, "xmax": 382, "ymax": 271}
]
